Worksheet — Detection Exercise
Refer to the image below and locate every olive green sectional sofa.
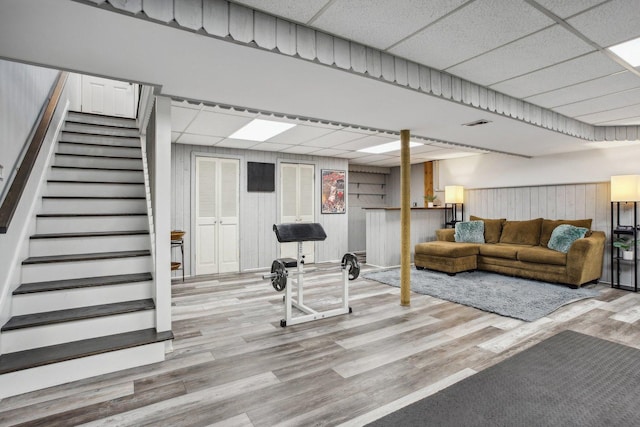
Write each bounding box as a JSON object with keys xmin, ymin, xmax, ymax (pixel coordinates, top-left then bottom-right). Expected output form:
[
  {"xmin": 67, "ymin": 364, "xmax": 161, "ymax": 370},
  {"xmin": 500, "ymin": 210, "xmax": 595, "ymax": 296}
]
[{"xmin": 414, "ymin": 217, "xmax": 606, "ymax": 288}]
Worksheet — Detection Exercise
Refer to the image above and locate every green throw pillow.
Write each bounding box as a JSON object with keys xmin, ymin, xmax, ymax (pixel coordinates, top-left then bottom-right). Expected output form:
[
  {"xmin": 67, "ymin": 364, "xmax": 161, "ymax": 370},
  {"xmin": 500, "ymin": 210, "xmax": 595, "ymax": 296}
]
[
  {"xmin": 454, "ymin": 221, "xmax": 485, "ymax": 243},
  {"xmin": 547, "ymin": 224, "xmax": 588, "ymax": 253}
]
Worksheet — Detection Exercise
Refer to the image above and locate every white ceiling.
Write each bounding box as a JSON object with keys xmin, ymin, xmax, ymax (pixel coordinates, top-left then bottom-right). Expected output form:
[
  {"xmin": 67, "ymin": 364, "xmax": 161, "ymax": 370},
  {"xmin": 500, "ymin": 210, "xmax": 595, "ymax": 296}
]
[
  {"xmin": 1, "ymin": 0, "xmax": 640, "ymax": 166},
  {"xmin": 169, "ymin": 0, "xmax": 640, "ymax": 165}
]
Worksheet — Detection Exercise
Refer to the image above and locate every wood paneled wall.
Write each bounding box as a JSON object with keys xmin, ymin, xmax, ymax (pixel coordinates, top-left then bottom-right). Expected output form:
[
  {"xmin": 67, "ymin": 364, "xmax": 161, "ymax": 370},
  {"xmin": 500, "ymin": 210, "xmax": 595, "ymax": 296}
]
[
  {"xmin": 171, "ymin": 143, "xmax": 348, "ymax": 276},
  {"xmin": 347, "ymin": 171, "xmax": 388, "ymax": 252},
  {"xmin": 465, "ymin": 182, "xmax": 627, "ymax": 284}
]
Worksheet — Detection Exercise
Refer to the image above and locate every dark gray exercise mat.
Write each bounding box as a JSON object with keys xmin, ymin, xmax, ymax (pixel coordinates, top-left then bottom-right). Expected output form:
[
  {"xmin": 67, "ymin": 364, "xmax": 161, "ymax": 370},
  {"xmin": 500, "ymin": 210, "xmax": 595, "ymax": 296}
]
[{"xmin": 367, "ymin": 331, "xmax": 640, "ymax": 427}]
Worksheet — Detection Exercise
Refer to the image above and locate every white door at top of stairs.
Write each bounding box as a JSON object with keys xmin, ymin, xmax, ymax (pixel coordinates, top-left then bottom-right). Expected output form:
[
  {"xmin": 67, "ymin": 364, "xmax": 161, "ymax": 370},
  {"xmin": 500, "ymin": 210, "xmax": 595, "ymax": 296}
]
[
  {"xmin": 81, "ymin": 75, "xmax": 138, "ymax": 118},
  {"xmin": 280, "ymin": 162, "xmax": 315, "ymax": 263},
  {"xmin": 195, "ymin": 156, "xmax": 240, "ymax": 275}
]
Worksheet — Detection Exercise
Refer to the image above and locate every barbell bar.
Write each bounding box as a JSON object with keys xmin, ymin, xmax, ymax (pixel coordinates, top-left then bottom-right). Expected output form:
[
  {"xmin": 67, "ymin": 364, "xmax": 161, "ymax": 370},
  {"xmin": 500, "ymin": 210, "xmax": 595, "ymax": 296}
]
[{"xmin": 262, "ymin": 252, "xmax": 361, "ymax": 292}]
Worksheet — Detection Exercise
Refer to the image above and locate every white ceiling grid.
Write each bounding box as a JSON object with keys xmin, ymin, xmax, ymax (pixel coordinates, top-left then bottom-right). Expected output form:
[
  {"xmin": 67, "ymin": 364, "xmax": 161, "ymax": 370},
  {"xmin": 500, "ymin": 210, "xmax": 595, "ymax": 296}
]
[{"xmin": 166, "ymin": 0, "xmax": 640, "ymax": 165}]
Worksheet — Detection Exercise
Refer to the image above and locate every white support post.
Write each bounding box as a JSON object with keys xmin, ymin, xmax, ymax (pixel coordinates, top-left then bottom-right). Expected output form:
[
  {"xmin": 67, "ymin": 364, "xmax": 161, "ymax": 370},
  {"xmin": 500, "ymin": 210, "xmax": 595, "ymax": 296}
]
[{"xmin": 153, "ymin": 96, "xmax": 172, "ymax": 334}]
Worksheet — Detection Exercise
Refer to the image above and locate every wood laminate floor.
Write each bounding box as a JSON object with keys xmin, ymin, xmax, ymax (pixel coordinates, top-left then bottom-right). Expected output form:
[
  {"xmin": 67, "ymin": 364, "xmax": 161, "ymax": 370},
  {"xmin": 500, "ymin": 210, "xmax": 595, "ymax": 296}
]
[{"xmin": 1, "ymin": 263, "xmax": 639, "ymax": 426}]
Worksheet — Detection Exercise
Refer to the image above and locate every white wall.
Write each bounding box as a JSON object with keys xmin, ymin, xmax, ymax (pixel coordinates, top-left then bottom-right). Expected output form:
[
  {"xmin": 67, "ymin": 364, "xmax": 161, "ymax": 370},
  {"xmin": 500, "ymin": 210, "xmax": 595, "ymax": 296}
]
[
  {"xmin": 0, "ymin": 60, "xmax": 58, "ymax": 202},
  {"xmin": 171, "ymin": 143, "xmax": 349, "ymax": 274},
  {"xmin": 388, "ymin": 162, "xmax": 425, "ymax": 207},
  {"xmin": 438, "ymin": 144, "xmax": 640, "ymax": 190}
]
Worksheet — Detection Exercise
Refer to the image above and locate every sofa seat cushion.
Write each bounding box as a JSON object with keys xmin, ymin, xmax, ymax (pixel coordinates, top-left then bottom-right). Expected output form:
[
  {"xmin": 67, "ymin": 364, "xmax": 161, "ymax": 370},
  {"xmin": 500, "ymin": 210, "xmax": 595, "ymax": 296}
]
[
  {"xmin": 478, "ymin": 243, "xmax": 531, "ymax": 260},
  {"xmin": 517, "ymin": 246, "xmax": 567, "ymax": 266},
  {"xmin": 415, "ymin": 241, "xmax": 480, "ymax": 258}
]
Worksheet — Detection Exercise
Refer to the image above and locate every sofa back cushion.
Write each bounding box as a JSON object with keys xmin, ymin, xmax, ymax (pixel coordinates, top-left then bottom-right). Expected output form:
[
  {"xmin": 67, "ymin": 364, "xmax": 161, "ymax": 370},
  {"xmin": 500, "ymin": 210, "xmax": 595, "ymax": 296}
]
[
  {"xmin": 540, "ymin": 219, "xmax": 592, "ymax": 246},
  {"xmin": 499, "ymin": 218, "xmax": 543, "ymax": 246},
  {"xmin": 470, "ymin": 215, "xmax": 506, "ymax": 243}
]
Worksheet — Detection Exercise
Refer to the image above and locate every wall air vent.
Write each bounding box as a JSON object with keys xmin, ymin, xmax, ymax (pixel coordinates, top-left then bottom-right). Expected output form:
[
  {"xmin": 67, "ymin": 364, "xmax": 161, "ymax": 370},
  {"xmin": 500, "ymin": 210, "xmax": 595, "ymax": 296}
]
[{"xmin": 462, "ymin": 119, "xmax": 492, "ymax": 127}]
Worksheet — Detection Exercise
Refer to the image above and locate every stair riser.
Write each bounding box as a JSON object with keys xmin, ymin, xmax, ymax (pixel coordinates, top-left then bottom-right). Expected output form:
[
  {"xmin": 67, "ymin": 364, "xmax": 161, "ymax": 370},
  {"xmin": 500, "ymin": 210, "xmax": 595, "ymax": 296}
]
[
  {"xmin": 12, "ymin": 281, "xmax": 153, "ymax": 316},
  {"xmin": 2, "ymin": 310, "xmax": 155, "ymax": 353},
  {"xmin": 63, "ymin": 123, "xmax": 139, "ymax": 137},
  {"xmin": 0, "ymin": 342, "xmax": 165, "ymax": 400},
  {"xmin": 42, "ymin": 198, "xmax": 147, "ymax": 214},
  {"xmin": 22, "ymin": 256, "xmax": 152, "ymax": 283},
  {"xmin": 66, "ymin": 112, "xmax": 137, "ymax": 128},
  {"xmin": 46, "ymin": 182, "xmax": 146, "ymax": 197},
  {"xmin": 55, "ymin": 155, "xmax": 142, "ymax": 170},
  {"xmin": 30, "ymin": 234, "xmax": 150, "ymax": 257},
  {"xmin": 50, "ymin": 168, "xmax": 144, "ymax": 183},
  {"xmin": 58, "ymin": 142, "xmax": 141, "ymax": 158},
  {"xmin": 36, "ymin": 215, "xmax": 148, "ymax": 234},
  {"xmin": 60, "ymin": 132, "xmax": 139, "ymax": 148}
]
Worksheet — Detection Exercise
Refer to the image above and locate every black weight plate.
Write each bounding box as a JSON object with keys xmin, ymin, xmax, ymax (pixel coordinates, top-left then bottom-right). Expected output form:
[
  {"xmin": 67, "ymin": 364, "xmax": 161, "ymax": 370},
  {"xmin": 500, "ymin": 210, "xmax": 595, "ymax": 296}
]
[
  {"xmin": 341, "ymin": 253, "xmax": 361, "ymax": 280},
  {"xmin": 271, "ymin": 259, "xmax": 287, "ymax": 291}
]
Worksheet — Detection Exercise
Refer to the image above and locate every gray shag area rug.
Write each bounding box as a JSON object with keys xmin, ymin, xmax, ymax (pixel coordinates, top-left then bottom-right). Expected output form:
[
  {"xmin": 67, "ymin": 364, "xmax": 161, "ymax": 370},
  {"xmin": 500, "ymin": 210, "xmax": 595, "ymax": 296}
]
[
  {"xmin": 362, "ymin": 268, "xmax": 599, "ymax": 321},
  {"xmin": 367, "ymin": 331, "xmax": 640, "ymax": 427}
]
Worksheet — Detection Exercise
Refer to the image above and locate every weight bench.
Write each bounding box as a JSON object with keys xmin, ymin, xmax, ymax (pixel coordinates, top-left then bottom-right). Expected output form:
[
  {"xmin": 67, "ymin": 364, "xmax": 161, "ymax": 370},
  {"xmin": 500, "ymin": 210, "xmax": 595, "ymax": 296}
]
[{"xmin": 265, "ymin": 223, "xmax": 357, "ymax": 327}]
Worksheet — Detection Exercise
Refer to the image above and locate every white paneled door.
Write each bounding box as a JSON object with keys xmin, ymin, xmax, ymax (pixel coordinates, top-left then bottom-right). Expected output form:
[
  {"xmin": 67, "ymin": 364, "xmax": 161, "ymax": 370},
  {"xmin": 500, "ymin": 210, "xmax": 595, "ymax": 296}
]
[
  {"xmin": 195, "ymin": 156, "xmax": 239, "ymax": 275},
  {"xmin": 81, "ymin": 75, "xmax": 138, "ymax": 118},
  {"xmin": 280, "ymin": 163, "xmax": 315, "ymax": 262}
]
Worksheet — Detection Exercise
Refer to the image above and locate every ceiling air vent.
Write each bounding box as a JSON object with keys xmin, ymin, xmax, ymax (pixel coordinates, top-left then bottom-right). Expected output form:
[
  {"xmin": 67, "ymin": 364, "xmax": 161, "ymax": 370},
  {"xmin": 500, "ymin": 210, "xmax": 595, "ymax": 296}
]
[{"xmin": 462, "ymin": 119, "xmax": 491, "ymax": 127}]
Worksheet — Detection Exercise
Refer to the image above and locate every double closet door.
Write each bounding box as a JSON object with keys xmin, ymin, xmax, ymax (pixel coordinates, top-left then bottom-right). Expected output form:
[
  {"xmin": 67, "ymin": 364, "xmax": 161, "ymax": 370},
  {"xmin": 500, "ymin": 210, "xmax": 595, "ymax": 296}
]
[
  {"xmin": 280, "ymin": 163, "xmax": 315, "ymax": 263},
  {"xmin": 195, "ymin": 156, "xmax": 239, "ymax": 275}
]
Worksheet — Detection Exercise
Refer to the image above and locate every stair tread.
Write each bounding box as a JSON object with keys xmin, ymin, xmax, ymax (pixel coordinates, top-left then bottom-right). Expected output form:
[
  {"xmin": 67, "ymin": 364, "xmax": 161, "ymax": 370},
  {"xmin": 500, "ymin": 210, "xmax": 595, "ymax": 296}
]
[
  {"xmin": 0, "ymin": 328, "xmax": 172, "ymax": 375},
  {"xmin": 31, "ymin": 230, "xmax": 149, "ymax": 239},
  {"xmin": 55, "ymin": 152, "xmax": 142, "ymax": 160},
  {"xmin": 59, "ymin": 141, "xmax": 141, "ymax": 149},
  {"xmin": 51, "ymin": 165, "xmax": 143, "ymax": 172},
  {"xmin": 37, "ymin": 213, "xmax": 146, "ymax": 218},
  {"xmin": 1, "ymin": 299, "xmax": 155, "ymax": 332},
  {"xmin": 60, "ymin": 131, "xmax": 139, "ymax": 140},
  {"xmin": 47, "ymin": 180, "xmax": 144, "ymax": 185},
  {"xmin": 1, "ymin": 298, "xmax": 155, "ymax": 332},
  {"xmin": 42, "ymin": 195, "xmax": 145, "ymax": 199},
  {"xmin": 23, "ymin": 250, "xmax": 151, "ymax": 265},
  {"xmin": 14, "ymin": 272, "xmax": 153, "ymax": 295}
]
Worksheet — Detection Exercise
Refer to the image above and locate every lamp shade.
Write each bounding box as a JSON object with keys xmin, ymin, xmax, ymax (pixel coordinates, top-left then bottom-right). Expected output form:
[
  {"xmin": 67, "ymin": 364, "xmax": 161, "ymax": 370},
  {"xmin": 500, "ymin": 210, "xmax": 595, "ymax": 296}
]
[
  {"xmin": 445, "ymin": 185, "xmax": 464, "ymax": 204},
  {"xmin": 611, "ymin": 175, "xmax": 640, "ymax": 202}
]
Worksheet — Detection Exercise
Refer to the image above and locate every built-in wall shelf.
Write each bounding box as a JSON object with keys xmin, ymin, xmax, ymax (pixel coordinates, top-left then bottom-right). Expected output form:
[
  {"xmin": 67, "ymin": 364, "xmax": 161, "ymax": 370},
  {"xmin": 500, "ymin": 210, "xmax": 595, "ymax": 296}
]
[
  {"xmin": 349, "ymin": 182, "xmax": 386, "ymax": 199},
  {"xmin": 352, "ymin": 193, "xmax": 385, "ymax": 199}
]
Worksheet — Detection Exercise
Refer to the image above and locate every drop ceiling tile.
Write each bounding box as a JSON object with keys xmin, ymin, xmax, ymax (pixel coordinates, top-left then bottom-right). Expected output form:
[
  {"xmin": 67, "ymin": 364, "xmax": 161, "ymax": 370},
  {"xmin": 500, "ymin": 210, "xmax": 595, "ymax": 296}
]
[
  {"xmin": 231, "ymin": 0, "xmax": 329, "ymax": 24},
  {"xmin": 568, "ymin": 0, "xmax": 640, "ymax": 47},
  {"xmin": 334, "ymin": 151, "xmax": 371, "ymax": 159},
  {"xmin": 525, "ymin": 71, "xmax": 640, "ymax": 108},
  {"xmin": 389, "ymin": 0, "xmax": 553, "ymax": 70},
  {"xmin": 409, "ymin": 144, "xmax": 447, "ymax": 154},
  {"xmin": 312, "ymin": 0, "xmax": 467, "ymax": 50},
  {"xmin": 532, "ymin": 0, "xmax": 607, "ymax": 18},
  {"xmin": 171, "ymin": 132, "xmax": 181, "ymax": 142},
  {"xmin": 177, "ymin": 133, "xmax": 223, "ymax": 146},
  {"xmin": 309, "ymin": 148, "xmax": 349, "ymax": 157},
  {"xmin": 268, "ymin": 124, "xmax": 335, "ymax": 144},
  {"xmin": 491, "ymin": 52, "xmax": 624, "ymax": 98},
  {"xmin": 596, "ymin": 116, "xmax": 640, "ymax": 126},
  {"xmin": 301, "ymin": 130, "xmax": 370, "ymax": 148},
  {"xmin": 353, "ymin": 154, "xmax": 395, "ymax": 163},
  {"xmin": 576, "ymin": 103, "xmax": 640, "ymax": 124},
  {"xmin": 339, "ymin": 134, "xmax": 396, "ymax": 150},
  {"xmin": 279, "ymin": 145, "xmax": 323, "ymax": 154},
  {"xmin": 171, "ymin": 106, "xmax": 199, "ymax": 132},
  {"xmin": 554, "ymin": 88, "xmax": 640, "ymax": 117},
  {"xmin": 447, "ymin": 25, "xmax": 594, "ymax": 86},
  {"xmin": 249, "ymin": 142, "xmax": 294, "ymax": 152},
  {"xmin": 214, "ymin": 138, "xmax": 260, "ymax": 149},
  {"xmin": 364, "ymin": 159, "xmax": 401, "ymax": 167},
  {"xmin": 185, "ymin": 111, "xmax": 253, "ymax": 136}
]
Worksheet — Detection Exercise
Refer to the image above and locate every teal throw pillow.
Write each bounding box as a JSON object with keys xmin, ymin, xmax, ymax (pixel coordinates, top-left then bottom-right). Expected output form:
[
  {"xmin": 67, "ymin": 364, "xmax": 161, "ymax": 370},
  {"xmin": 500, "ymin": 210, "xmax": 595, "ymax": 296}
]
[
  {"xmin": 547, "ymin": 224, "xmax": 588, "ymax": 253},
  {"xmin": 454, "ymin": 220, "xmax": 485, "ymax": 243}
]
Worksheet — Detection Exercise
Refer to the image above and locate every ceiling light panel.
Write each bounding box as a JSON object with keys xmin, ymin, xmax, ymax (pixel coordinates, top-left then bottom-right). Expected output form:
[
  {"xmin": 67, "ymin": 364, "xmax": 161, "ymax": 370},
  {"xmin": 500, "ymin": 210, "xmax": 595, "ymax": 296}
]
[
  {"xmin": 228, "ymin": 118, "xmax": 296, "ymax": 142},
  {"xmin": 608, "ymin": 37, "xmax": 640, "ymax": 67},
  {"xmin": 358, "ymin": 140, "xmax": 423, "ymax": 154}
]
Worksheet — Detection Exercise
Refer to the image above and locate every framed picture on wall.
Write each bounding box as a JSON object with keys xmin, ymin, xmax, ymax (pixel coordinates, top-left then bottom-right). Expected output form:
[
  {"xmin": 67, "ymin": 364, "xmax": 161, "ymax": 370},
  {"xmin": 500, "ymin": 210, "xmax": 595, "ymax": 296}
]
[{"xmin": 321, "ymin": 169, "xmax": 346, "ymax": 214}]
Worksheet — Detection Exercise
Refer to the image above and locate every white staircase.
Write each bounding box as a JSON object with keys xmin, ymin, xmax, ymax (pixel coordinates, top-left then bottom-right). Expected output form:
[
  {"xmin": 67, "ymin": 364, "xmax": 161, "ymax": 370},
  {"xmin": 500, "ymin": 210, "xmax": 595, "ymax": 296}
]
[{"xmin": 0, "ymin": 111, "xmax": 172, "ymax": 399}]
